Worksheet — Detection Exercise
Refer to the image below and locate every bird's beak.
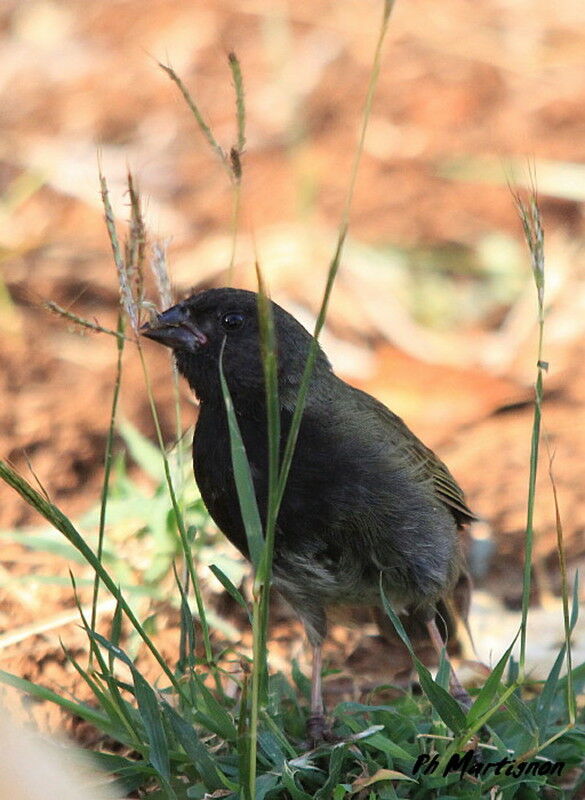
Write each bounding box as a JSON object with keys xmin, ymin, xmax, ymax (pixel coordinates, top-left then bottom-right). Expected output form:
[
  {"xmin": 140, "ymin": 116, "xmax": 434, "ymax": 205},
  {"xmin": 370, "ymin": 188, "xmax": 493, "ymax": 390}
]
[{"xmin": 140, "ymin": 304, "xmax": 208, "ymax": 352}]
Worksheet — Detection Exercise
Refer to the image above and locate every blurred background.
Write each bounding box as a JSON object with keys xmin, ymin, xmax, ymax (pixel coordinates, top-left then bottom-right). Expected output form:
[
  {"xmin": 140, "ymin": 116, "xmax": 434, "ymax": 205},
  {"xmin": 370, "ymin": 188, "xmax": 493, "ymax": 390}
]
[{"xmin": 1, "ymin": 0, "xmax": 584, "ymax": 733}]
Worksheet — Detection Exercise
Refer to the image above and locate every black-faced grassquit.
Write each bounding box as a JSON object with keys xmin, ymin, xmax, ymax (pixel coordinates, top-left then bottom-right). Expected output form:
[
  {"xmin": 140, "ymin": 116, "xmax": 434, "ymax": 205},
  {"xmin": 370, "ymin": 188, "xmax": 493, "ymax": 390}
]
[{"xmin": 142, "ymin": 287, "xmax": 476, "ymax": 739}]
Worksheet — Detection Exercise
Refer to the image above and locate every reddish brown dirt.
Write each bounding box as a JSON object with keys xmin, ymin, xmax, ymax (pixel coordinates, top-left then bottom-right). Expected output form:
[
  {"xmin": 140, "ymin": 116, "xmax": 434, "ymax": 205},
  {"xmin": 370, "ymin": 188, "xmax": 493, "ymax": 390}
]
[{"xmin": 1, "ymin": 0, "xmax": 584, "ymax": 739}]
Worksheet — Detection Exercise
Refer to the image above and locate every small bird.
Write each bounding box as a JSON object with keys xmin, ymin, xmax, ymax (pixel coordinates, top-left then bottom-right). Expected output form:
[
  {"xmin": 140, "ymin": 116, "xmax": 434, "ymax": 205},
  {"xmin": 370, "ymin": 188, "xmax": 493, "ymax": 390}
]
[{"xmin": 142, "ymin": 287, "xmax": 476, "ymax": 739}]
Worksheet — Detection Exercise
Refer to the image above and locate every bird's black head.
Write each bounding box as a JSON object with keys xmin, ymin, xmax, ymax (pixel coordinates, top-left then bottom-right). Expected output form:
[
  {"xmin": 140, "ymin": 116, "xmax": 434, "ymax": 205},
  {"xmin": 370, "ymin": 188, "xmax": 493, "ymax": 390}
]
[{"xmin": 141, "ymin": 288, "xmax": 331, "ymax": 405}]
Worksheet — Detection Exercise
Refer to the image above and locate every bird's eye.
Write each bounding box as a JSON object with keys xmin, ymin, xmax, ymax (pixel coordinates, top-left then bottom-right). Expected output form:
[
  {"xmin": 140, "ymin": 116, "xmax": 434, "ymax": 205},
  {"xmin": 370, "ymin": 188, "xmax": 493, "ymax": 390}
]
[{"xmin": 221, "ymin": 311, "xmax": 245, "ymax": 331}]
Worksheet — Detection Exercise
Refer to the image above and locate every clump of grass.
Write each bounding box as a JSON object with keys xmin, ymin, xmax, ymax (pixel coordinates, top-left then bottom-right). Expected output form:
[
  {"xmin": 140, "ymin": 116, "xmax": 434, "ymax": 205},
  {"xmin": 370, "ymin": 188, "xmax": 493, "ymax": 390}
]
[{"xmin": 1, "ymin": 8, "xmax": 584, "ymax": 800}]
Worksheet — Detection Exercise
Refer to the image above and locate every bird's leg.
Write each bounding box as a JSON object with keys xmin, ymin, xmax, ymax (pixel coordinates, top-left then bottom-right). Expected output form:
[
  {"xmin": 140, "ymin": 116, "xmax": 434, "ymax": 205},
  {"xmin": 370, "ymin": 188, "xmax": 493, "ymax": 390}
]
[
  {"xmin": 307, "ymin": 644, "xmax": 327, "ymax": 743},
  {"xmin": 426, "ymin": 618, "xmax": 473, "ymax": 710}
]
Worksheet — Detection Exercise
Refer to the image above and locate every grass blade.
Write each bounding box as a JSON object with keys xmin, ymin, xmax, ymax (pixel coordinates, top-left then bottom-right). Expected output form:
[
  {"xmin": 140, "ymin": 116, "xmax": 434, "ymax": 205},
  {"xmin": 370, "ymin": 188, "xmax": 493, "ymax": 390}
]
[
  {"xmin": 536, "ymin": 572, "xmax": 579, "ymax": 736},
  {"xmin": 466, "ymin": 629, "xmax": 519, "ymax": 726},
  {"xmin": 548, "ymin": 448, "xmax": 577, "ymax": 725},
  {"xmin": 209, "ymin": 563, "xmax": 251, "ymax": 623},
  {"xmin": 218, "ymin": 339, "xmax": 264, "ymax": 568},
  {"xmin": 190, "ymin": 672, "xmax": 238, "ymax": 742},
  {"xmin": 90, "ymin": 631, "xmax": 171, "ymax": 780},
  {"xmin": 0, "ymin": 669, "xmax": 113, "ymax": 732},
  {"xmin": 173, "ymin": 563, "xmax": 197, "ymax": 676},
  {"xmin": 162, "ymin": 701, "xmax": 235, "ymax": 791},
  {"xmin": 90, "ymin": 313, "xmax": 125, "ymax": 648},
  {"xmin": 379, "ymin": 582, "xmax": 467, "ymax": 735}
]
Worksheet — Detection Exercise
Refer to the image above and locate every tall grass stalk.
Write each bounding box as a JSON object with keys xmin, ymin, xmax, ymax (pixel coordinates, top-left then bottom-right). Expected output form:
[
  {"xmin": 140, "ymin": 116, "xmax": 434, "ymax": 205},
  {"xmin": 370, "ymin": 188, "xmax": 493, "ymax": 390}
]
[
  {"xmin": 217, "ymin": 3, "xmax": 397, "ymax": 796},
  {"xmin": 253, "ymin": 263, "xmax": 280, "ymax": 672},
  {"xmin": 101, "ymin": 167, "xmax": 216, "ymax": 667},
  {"xmin": 512, "ymin": 184, "xmax": 546, "ymax": 678},
  {"xmin": 145, "ymin": 51, "xmax": 247, "ymax": 673},
  {"xmin": 275, "ymin": 0, "xmax": 396, "ymax": 513},
  {"xmin": 246, "ymin": 268, "xmax": 281, "ymax": 800}
]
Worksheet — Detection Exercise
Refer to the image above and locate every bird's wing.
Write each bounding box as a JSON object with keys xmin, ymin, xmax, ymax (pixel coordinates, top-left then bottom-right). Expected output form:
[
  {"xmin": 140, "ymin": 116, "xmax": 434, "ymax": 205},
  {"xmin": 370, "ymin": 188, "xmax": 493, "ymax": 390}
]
[{"xmin": 350, "ymin": 386, "xmax": 478, "ymax": 526}]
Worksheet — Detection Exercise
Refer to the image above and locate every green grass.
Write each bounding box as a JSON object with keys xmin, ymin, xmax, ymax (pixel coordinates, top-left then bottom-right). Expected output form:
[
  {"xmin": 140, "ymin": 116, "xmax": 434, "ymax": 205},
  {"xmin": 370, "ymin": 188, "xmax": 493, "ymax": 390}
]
[{"xmin": 1, "ymin": 3, "xmax": 584, "ymax": 798}]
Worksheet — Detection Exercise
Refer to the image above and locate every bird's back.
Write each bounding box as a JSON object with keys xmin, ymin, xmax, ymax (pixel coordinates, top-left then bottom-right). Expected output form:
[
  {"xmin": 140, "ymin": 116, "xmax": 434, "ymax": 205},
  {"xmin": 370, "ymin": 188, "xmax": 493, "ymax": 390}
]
[{"xmin": 335, "ymin": 380, "xmax": 476, "ymax": 527}]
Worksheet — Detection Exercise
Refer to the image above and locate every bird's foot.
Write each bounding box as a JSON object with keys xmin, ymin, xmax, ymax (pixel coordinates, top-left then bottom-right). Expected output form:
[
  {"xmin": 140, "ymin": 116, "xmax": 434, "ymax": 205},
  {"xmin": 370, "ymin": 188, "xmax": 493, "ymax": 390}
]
[{"xmin": 306, "ymin": 714, "xmax": 338, "ymax": 746}]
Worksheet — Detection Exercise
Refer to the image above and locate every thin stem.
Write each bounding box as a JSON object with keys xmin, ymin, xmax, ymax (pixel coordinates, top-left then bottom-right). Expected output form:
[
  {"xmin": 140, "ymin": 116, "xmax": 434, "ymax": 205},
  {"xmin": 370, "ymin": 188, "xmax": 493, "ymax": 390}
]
[
  {"xmin": 247, "ymin": 592, "xmax": 263, "ymax": 800},
  {"xmin": 227, "ymin": 50, "xmax": 245, "ymax": 286},
  {"xmin": 227, "ymin": 178, "xmax": 242, "ymax": 286},
  {"xmin": 519, "ymin": 365, "xmax": 542, "ymax": 672},
  {"xmin": 89, "ymin": 314, "xmax": 125, "ymax": 662},
  {"xmin": 276, "ymin": 1, "xmax": 396, "ymax": 511},
  {"xmin": 515, "ymin": 187, "xmax": 545, "ymax": 677},
  {"xmin": 246, "ymin": 4, "xmax": 396, "ymax": 796},
  {"xmin": 158, "ymin": 61, "xmax": 231, "ymax": 179},
  {"xmin": 547, "ymin": 447, "xmax": 576, "ymax": 724},
  {"xmin": 244, "ymin": 273, "xmax": 281, "ymax": 799},
  {"xmin": 136, "ymin": 340, "xmax": 214, "ymax": 665},
  {"xmin": 228, "ymin": 52, "xmax": 246, "ymax": 154},
  {"xmin": 517, "ymin": 723, "xmax": 575, "ymax": 762},
  {"xmin": 44, "ymin": 301, "xmax": 129, "ymax": 340}
]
